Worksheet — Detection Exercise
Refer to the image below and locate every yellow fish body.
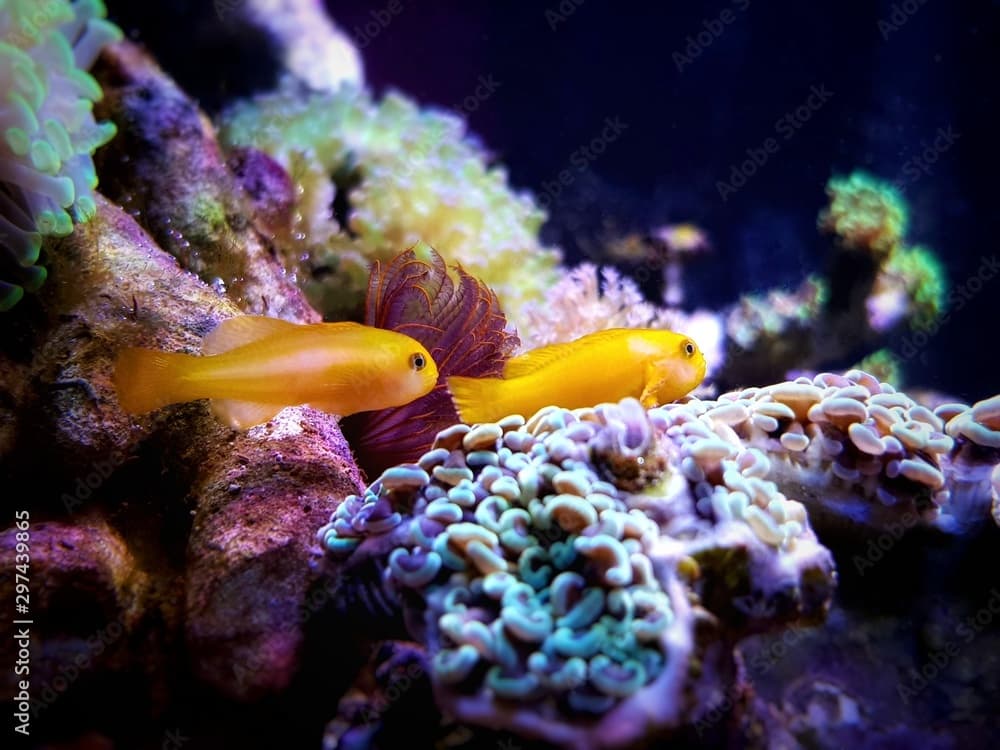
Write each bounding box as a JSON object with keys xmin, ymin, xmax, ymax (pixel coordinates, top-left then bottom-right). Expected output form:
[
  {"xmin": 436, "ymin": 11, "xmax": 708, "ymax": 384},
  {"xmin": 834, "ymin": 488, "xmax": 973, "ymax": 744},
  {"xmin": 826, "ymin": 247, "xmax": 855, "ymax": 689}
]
[
  {"xmin": 114, "ymin": 316, "xmax": 438, "ymax": 429},
  {"xmin": 446, "ymin": 328, "xmax": 706, "ymax": 424}
]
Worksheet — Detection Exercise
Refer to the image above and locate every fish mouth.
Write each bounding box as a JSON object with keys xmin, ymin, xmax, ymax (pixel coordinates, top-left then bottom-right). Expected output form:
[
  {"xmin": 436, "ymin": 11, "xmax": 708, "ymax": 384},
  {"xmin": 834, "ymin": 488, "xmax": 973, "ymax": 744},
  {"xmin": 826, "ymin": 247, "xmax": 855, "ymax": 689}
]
[{"xmin": 695, "ymin": 356, "xmax": 708, "ymax": 384}]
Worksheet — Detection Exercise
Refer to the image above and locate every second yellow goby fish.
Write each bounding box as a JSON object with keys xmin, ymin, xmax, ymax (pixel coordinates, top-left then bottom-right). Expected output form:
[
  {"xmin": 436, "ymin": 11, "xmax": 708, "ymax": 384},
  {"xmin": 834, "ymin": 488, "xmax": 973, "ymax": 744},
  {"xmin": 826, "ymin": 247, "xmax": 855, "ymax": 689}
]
[
  {"xmin": 114, "ymin": 316, "xmax": 438, "ymax": 429},
  {"xmin": 446, "ymin": 328, "xmax": 706, "ymax": 424}
]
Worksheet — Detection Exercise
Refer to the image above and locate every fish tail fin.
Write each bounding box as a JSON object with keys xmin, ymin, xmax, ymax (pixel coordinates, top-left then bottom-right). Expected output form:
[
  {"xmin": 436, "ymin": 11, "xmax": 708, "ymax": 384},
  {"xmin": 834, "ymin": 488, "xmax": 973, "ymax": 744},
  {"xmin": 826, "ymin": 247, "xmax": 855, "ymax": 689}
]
[
  {"xmin": 446, "ymin": 375, "xmax": 508, "ymax": 424},
  {"xmin": 113, "ymin": 348, "xmax": 193, "ymax": 414}
]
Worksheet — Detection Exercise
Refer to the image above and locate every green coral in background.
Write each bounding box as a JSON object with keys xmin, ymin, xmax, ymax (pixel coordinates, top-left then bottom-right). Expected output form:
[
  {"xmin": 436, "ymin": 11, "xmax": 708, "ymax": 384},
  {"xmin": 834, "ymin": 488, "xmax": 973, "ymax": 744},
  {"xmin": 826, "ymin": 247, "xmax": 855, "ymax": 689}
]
[
  {"xmin": 218, "ymin": 85, "xmax": 560, "ymax": 325},
  {"xmin": 819, "ymin": 170, "xmax": 908, "ymax": 259},
  {"xmin": 726, "ymin": 274, "xmax": 828, "ymax": 350},
  {"xmin": 0, "ymin": 0, "xmax": 122, "ymax": 310},
  {"xmin": 853, "ymin": 348, "xmax": 903, "ymax": 388},
  {"xmin": 884, "ymin": 244, "xmax": 946, "ymax": 329},
  {"xmin": 821, "ymin": 171, "xmax": 947, "ymax": 333}
]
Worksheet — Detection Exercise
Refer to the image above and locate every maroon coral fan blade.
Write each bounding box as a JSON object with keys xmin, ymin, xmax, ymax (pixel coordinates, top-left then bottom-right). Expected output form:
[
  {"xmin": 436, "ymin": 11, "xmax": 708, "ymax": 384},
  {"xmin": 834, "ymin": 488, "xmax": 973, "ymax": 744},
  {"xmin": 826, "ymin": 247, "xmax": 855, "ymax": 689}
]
[{"xmin": 341, "ymin": 246, "xmax": 519, "ymax": 478}]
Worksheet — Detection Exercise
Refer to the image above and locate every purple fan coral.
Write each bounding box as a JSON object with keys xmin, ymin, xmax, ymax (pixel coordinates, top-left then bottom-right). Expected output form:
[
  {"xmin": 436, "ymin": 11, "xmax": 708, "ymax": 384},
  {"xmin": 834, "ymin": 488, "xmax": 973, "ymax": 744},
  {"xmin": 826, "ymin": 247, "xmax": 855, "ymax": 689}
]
[{"xmin": 341, "ymin": 242, "xmax": 519, "ymax": 477}]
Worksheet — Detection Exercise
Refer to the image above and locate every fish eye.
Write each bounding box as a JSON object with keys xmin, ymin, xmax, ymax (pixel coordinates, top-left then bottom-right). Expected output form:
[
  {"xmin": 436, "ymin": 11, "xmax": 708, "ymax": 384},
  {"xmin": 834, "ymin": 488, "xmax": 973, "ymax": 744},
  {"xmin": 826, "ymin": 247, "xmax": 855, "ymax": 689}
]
[
  {"xmin": 410, "ymin": 352, "xmax": 427, "ymax": 371},
  {"xmin": 682, "ymin": 339, "xmax": 696, "ymax": 357}
]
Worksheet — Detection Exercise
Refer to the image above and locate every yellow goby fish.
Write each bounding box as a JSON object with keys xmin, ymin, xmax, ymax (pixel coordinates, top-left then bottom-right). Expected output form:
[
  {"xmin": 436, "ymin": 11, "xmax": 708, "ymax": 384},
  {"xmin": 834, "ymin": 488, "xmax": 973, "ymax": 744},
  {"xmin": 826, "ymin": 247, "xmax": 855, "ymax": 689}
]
[
  {"xmin": 447, "ymin": 328, "xmax": 706, "ymax": 424},
  {"xmin": 113, "ymin": 316, "xmax": 438, "ymax": 429}
]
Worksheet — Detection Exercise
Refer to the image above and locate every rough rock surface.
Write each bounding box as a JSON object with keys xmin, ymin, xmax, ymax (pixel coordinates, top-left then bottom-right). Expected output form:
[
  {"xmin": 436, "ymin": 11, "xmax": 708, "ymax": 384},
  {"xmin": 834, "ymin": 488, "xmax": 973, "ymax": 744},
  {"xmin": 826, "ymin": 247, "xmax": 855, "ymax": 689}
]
[
  {"xmin": 93, "ymin": 41, "xmax": 319, "ymax": 323},
  {"xmin": 0, "ymin": 520, "xmax": 154, "ymax": 700},
  {"xmin": 185, "ymin": 406, "xmax": 363, "ymax": 700},
  {"xmin": 2, "ymin": 196, "xmax": 238, "ymax": 478},
  {"xmin": 0, "ymin": 195, "xmax": 361, "ymax": 739}
]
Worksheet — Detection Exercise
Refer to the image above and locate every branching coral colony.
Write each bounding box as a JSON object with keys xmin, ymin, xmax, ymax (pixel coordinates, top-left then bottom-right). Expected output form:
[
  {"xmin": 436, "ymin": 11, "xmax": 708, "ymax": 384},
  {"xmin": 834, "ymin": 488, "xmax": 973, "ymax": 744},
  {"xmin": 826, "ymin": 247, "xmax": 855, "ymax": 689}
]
[{"xmin": 0, "ymin": 0, "xmax": 121, "ymax": 310}]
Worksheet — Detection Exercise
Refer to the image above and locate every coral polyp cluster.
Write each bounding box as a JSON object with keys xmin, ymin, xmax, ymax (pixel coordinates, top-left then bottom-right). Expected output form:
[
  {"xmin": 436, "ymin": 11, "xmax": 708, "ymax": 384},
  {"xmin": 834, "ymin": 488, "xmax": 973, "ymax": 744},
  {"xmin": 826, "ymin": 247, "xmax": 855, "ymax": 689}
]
[
  {"xmin": 665, "ymin": 370, "xmax": 956, "ymax": 529},
  {"xmin": 327, "ymin": 409, "xmax": 677, "ymax": 717},
  {"xmin": 661, "ymin": 373, "xmax": 1000, "ymax": 533},
  {"xmin": 941, "ymin": 394, "xmax": 1000, "ymax": 526},
  {"xmin": 518, "ymin": 262, "xmax": 674, "ymax": 349},
  {"xmin": 819, "ymin": 170, "xmax": 946, "ymax": 333},
  {"xmin": 0, "ymin": 0, "xmax": 121, "ymax": 310},
  {"xmin": 879, "ymin": 244, "xmax": 947, "ymax": 329},
  {"xmin": 218, "ymin": 85, "xmax": 560, "ymax": 324},
  {"xmin": 724, "ymin": 274, "xmax": 827, "ymax": 352},
  {"xmin": 321, "ymin": 397, "xmax": 835, "ymax": 747},
  {"xmin": 818, "ymin": 171, "xmax": 908, "ymax": 258}
]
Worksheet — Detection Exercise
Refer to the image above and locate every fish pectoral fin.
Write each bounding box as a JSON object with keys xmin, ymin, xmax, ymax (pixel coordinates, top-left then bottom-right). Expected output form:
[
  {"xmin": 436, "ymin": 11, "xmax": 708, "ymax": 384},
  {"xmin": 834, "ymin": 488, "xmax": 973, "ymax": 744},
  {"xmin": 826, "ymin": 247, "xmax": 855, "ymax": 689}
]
[
  {"xmin": 201, "ymin": 316, "xmax": 302, "ymax": 355},
  {"xmin": 639, "ymin": 361, "xmax": 670, "ymax": 409},
  {"xmin": 639, "ymin": 387, "xmax": 659, "ymax": 409},
  {"xmin": 210, "ymin": 399, "xmax": 286, "ymax": 430}
]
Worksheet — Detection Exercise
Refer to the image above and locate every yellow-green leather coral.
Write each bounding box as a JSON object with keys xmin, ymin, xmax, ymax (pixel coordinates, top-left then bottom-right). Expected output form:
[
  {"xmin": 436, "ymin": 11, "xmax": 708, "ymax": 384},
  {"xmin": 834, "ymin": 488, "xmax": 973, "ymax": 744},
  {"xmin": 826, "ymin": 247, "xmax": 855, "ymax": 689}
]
[
  {"xmin": 819, "ymin": 171, "xmax": 908, "ymax": 259},
  {"xmin": 218, "ymin": 85, "xmax": 560, "ymax": 326},
  {"xmin": 820, "ymin": 171, "xmax": 946, "ymax": 333},
  {"xmin": 0, "ymin": 0, "xmax": 121, "ymax": 310},
  {"xmin": 883, "ymin": 244, "xmax": 946, "ymax": 328}
]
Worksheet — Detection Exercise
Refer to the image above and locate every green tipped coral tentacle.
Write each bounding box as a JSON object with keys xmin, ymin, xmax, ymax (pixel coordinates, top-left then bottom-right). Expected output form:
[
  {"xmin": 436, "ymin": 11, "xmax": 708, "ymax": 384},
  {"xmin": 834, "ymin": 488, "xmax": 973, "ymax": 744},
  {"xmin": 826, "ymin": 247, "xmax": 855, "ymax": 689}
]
[
  {"xmin": 0, "ymin": 0, "xmax": 122, "ymax": 308},
  {"xmin": 819, "ymin": 170, "xmax": 908, "ymax": 257}
]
